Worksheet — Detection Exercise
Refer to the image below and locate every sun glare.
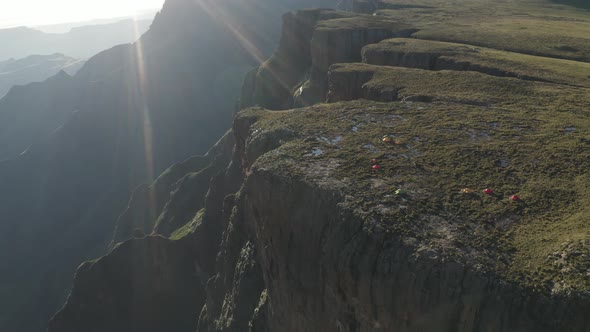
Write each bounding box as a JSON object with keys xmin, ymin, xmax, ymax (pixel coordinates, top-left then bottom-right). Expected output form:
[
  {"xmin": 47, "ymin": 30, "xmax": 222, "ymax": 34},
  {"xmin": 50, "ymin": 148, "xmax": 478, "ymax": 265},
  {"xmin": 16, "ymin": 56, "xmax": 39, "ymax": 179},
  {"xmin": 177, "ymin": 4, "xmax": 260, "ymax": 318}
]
[{"xmin": 0, "ymin": 0, "xmax": 165, "ymax": 28}]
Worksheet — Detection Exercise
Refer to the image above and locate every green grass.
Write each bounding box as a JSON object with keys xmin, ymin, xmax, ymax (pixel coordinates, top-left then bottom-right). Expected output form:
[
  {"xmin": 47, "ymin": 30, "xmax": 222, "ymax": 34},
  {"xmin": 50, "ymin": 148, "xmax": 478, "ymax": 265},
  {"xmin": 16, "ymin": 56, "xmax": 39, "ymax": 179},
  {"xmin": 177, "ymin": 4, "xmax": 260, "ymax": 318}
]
[
  {"xmin": 363, "ymin": 38, "xmax": 590, "ymax": 87},
  {"xmin": 373, "ymin": 0, "xmax": 590, "ymax": 62},
  {"xmin": 316, "ymin": 13, "xmax": 413, "ymax": 31},
  {"xmin": 331, "ymin": 63, "xmax": 590, "ymax": 112},
  {"xmin": 169, "ymin": 209, "xmax": 204, "ymax": 240}
]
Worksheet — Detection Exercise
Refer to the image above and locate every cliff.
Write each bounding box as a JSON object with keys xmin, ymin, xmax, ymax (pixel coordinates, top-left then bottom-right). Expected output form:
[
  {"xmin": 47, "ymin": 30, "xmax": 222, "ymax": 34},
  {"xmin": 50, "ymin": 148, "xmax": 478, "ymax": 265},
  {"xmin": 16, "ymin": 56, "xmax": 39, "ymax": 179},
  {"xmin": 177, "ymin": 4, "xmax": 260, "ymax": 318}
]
[
  {"xmin": 0, "ymin": 0, "xmax": 340, "ymax": 331},
  {"xmin": 242, "ymin": 9, "xmax": 417, "ymax": 109},
  {"xmin": 50, "ymin": 1, "xmax": 590, "ymax": 331}
]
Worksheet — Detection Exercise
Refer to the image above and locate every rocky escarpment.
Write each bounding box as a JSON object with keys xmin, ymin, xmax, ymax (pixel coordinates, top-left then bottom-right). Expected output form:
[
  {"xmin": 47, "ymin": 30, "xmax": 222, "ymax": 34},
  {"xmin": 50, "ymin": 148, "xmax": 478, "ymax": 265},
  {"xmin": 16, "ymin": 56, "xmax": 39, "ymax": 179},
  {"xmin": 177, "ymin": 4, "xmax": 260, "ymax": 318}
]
[
  {"xmin": 50, "ymin": 110, "xmax": 261, "ymax": 332},
  {"xmin": 243, "ymin": 9, "xmax": 416, "ymax": 110},
  {"xmin": 196, "ymin": 96, "xmax": 590, "ymax": 331},
  {"xmin": 111, "ymin": 131, "xmax": 235, "ymax": 245},
  {"xmin": 56, "ymin": 97, "xmax": 590, "ymax": 331},
  {"xmin": 233, "ymin": 157, "xmax": 589, "ymax": 331},
  {"xmin": 361, "ymin": 38, "xmax": 590, "ymax": 88},
  {"xmin": 241, "ymin": 9, "xmax": 355, "ymax": 110},
  {"xmin": 196, "ymin": 113, "xmax": 300, "ymax": 331},
  {"xmin": 51, "ymin": 130, "xmax": 242, "ymax": 332},
  {"xmin": 51, "ymin": 2, "xmax": 590, "ymax": 332}
]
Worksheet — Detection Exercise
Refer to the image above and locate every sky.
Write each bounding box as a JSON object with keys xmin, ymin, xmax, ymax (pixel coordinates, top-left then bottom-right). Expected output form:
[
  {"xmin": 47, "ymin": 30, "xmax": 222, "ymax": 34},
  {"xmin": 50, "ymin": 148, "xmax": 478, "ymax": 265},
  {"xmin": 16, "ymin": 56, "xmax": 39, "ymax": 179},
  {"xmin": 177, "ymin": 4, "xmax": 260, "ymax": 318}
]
[{"xmin": 0, "ymin": 0, "xmax": 166, "ymax": 29}]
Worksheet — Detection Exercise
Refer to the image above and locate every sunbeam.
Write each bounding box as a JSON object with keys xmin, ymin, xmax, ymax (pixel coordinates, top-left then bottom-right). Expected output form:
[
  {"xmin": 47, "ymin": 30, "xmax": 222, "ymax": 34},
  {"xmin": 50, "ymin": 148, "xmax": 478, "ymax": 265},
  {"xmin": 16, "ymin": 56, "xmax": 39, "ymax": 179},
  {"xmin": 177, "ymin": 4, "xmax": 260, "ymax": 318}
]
[
  {"xmin": 131, "ymin": 19, "xmax": 159, "ymax": 223},
  {"xmin": 193, "ymin": 0, "xmax": 267, "ymax": 64}
]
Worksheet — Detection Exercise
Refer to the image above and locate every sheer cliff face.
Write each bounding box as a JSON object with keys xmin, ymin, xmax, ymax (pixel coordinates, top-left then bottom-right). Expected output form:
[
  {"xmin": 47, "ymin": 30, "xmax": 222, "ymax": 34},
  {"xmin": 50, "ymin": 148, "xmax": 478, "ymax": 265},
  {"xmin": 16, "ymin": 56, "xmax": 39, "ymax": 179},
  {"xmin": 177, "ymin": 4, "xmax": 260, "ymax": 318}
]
[
  {"xmin": 198, "ymin": 104, "xmax": 590, "ymax": 332},
  {"xmin": 242, "ymin": 8, "xmax": 417, "ymax": 110},
  {"xmin": 49, "ymin": 2, "xmax": 590, "ymax": 332}
]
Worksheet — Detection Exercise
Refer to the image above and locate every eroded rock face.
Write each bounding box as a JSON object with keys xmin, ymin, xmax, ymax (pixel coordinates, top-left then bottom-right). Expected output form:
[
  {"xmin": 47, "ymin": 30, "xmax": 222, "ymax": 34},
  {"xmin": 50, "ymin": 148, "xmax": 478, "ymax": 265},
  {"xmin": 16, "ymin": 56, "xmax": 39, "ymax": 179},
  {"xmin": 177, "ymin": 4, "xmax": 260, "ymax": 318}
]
[
  {"xmin": 245, "ymin": 9, "xmax": 351, "ymax": 110},
  {"xmin": 305, "ymin": 22, "xmax": 405, "ymax": 104},
  {"xmin": 112, "ymin": 131, "xmax": 235, "ymax": 243},
  {"xmin": 192, "ymin": 99, "xmax": 590, "ymax": 332},
  {"xmin": 241, "ymin": 170, "xmax": 589, "ymax": 332},
  {"xmin": 49, "ymin": 148, "xmax": 240, "ymax": 332},
  {"xmin": 326, "ymin": 64, "xmax": 376, "ymax": 102},
  {"xmin": 197, "ymin": 97, "xmax": 590, "ymax": 331},
  {"xmin": 362, "ymin": 40, "xmax": 522, "ymax": 82},
  {"xmin": 50, "ymin": 116, "xmax": 246, "ymax": 332},
  {"xmin": 197, "ymin": 202, "xmax": 266, "ymax": 331},
  {"xmin": 244, "ymin": 9, "xmax": 415, "ymax": 109}
]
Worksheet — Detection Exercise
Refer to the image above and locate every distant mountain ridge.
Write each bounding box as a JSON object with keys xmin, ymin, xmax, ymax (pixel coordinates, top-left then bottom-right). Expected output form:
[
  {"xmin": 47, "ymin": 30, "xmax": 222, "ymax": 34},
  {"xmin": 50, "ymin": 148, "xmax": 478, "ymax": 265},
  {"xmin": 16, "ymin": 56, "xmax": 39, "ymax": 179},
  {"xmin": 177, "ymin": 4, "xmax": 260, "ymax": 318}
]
[
  {"xmin": 32, "ymin": 10, "xmax": 158, "ymax": 33},
  {"xmin": 0, "ymin": 19, "xmax": 152, "ymax": 61},
  {"xmin": 0, "ymin": 54, "xmax": 84, "ymax": 99}
]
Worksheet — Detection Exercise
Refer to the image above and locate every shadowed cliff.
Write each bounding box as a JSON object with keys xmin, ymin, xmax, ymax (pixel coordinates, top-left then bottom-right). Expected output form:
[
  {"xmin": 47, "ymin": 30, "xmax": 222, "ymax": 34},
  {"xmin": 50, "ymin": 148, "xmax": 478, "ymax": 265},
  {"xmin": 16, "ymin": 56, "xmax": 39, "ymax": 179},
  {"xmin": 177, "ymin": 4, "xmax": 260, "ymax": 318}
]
[{"xmin": 0, "ymin": 1, "xmax": 342, "ymax": 331}]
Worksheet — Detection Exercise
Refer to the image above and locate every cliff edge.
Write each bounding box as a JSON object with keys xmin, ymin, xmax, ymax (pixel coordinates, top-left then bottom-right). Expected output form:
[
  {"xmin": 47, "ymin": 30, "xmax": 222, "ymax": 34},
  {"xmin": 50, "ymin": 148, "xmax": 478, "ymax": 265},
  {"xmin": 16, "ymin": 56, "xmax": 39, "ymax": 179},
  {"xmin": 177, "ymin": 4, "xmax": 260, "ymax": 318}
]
[{"xmin": 51, "ymin": 1, "xmax": 590, "ymax": 331}]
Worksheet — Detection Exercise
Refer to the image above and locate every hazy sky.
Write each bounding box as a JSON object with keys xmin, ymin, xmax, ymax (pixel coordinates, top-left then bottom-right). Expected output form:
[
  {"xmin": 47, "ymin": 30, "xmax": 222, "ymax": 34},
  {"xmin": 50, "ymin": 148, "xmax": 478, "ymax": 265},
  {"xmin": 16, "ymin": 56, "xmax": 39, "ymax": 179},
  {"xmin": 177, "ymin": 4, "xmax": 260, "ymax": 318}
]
[{"xmin": 0, "ymin": 0, "xmax": 166, "ymax": 28}]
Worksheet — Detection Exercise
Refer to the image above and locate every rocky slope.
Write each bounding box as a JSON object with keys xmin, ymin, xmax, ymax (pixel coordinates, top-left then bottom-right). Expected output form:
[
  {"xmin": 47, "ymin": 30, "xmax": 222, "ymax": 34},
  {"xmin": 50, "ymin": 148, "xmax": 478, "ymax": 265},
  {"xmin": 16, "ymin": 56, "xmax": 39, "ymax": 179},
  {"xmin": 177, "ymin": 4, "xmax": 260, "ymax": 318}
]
[{"xmin": 51, "ymin": 1, "xmax": 590, "ymax": 331}]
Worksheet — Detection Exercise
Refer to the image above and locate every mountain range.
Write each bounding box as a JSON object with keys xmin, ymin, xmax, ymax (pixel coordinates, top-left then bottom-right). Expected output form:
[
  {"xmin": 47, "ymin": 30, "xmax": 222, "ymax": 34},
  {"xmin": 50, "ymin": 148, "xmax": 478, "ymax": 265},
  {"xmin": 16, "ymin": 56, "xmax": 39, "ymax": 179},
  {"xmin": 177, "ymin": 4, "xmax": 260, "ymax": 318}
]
[
  {"xmin": 0, "ymin": 19, "xmax": 152, "ymax": 61},
  {"xmin": 0, "ymin": 54, "xmax": 84, "ymax": 99}
]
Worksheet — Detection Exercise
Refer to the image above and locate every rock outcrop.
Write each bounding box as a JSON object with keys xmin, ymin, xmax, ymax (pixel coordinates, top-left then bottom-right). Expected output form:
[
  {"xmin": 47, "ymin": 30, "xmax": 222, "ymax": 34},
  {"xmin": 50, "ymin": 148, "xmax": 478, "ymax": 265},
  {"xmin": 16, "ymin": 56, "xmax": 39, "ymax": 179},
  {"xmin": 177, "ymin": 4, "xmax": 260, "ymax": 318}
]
[
  {"xmin": 243, "ymin": 9, "xmax": 355, "ymax": 110},
  {"xmin": 111, "ymin": 131, "xmax": 235, "ymax": 245},
  {"xmin": 232, "ymin": 162, "xmax": 590, "ymax": 331}
]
